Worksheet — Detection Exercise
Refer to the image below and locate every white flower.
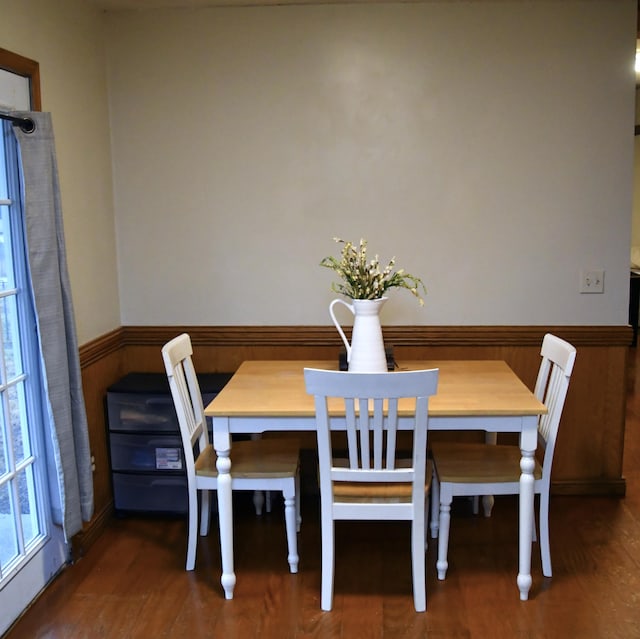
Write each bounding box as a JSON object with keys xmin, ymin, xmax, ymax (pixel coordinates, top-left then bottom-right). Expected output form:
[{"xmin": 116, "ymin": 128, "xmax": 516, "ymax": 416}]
[{"xmin": 320, "ymin": 237, "xmax": 426, "ymax": 304}]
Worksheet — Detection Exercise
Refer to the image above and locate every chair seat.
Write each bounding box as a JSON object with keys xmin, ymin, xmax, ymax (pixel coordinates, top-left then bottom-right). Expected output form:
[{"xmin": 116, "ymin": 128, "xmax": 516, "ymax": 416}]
[
  {"xmin": 430, "ymin": 442, "xmax": 542, "ymax": 484},
  {"xmin": 195, "ymin": 437, "xmax": 300, "ymax": 478},
  {"xmin": 334, "ymin": 459, "xmax": 433, "ymax": 501}
]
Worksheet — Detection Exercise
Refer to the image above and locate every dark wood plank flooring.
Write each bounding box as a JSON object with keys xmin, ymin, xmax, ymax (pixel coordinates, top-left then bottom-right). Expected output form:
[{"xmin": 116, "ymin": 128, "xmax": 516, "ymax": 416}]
[{"xmin": 6, "ymin": 350, "xmax": 640, "ymax": 639}]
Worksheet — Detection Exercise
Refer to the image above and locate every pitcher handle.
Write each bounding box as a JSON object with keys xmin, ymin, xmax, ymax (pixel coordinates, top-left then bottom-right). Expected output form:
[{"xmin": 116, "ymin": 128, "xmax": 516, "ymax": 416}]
[{"xmin": 329, "ymin": 298, "xmax": 354, "ymax": 362}]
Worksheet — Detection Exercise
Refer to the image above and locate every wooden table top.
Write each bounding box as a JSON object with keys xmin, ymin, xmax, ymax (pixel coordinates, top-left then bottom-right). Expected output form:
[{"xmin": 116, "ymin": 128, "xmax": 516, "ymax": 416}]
[{"xmin": 205, "ymin": 360, "xmax": 547, "ymax": 418}]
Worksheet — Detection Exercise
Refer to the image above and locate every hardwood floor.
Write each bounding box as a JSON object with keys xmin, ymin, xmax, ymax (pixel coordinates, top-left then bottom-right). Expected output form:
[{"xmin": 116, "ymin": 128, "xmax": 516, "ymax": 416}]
[{"xmin": 6, "ymin": 350, "xmax": 640, "ymax": 639}]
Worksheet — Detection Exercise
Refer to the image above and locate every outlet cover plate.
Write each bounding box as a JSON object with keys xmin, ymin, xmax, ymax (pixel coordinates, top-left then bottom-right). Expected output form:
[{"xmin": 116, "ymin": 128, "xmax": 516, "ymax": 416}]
[{"xmin": 580, "ymin": 269, "xmax": 604, "ymax": 294}]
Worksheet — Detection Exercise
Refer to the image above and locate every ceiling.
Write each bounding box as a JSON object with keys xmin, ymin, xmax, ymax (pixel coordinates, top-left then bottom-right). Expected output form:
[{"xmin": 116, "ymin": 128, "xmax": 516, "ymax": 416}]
[{"xmin": 84, "ymin": 0, "xmax": 640, "ymax": 19}]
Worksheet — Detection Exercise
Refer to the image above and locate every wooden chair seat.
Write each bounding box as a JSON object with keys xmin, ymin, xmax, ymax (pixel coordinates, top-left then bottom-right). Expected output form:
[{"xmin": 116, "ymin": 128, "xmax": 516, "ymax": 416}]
[
  {"xmin": 333, "ymin": 460, "xmax": 434, "ymax": 501},
  {"xmin": 195, "ymin": 438, "xmax": 300, "ymax": 479},
  {"xmin": 429, "ymin": 442, "xmax": 542, "ymax": 484}
]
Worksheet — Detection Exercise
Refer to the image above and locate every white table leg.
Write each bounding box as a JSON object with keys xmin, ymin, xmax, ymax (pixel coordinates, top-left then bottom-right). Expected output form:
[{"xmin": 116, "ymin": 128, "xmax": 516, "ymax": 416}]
[
  {"xmin": 517, "ymin": 417, "xmax": 537, "ymax": 601},
  {"xmin": 213, "ymin": 418, "xmax": 235, "ymax": 599}
]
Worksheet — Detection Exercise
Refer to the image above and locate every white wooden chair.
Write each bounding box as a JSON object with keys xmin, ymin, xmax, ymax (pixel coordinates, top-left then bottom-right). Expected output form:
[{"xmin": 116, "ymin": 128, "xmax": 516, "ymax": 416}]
[
  {"xmin": 430, "ymin": 333, "xmax": 576, "ymax": 581},
  {"xmin": 161, "ymin": 333, "xmax": 301, "ymax": 573},
  {"xmin": 304, "ymin": 367, "xmax": 439, "ymax": 612}
]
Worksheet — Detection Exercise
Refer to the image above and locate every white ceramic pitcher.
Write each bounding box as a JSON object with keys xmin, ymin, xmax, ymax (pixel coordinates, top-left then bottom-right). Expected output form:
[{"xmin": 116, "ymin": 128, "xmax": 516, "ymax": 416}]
[{"xmin": 329, "ymin": 297, "xmax": 388, "ymax": 372}]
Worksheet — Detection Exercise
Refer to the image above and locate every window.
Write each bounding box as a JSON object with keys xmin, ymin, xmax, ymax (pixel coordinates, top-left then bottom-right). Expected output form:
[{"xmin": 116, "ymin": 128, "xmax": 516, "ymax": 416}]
[
  {"xmin": 0, "ymin": 122, "xmax": 48, "ymax": 582},
  {"xmin": 0, "ymin": 49, "xmax": 67, "ymax": 637}
]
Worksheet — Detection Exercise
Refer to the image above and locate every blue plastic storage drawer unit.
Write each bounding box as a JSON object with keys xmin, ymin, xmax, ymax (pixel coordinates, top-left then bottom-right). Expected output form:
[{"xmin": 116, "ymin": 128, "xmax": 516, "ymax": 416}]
[{"xmin": 106, "ymin": 372, "xmax": 232, "ymax": 515}]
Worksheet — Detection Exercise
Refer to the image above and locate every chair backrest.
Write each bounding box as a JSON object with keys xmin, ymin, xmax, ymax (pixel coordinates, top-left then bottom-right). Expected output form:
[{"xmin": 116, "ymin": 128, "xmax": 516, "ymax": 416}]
[
  {"xmin": 533, "ymin": 333, "xmax": 577, "ymax": 478},
  {"xmin": 161, "ymin": 333, "xmax": 209, "ymax": 472},
  {"xmin": 304, "ymin": 368, "xmax": 439, "ymax": 506}
]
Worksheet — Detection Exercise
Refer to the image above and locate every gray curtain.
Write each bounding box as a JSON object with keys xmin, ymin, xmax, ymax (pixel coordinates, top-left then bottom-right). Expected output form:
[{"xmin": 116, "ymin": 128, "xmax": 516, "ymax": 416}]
[{"xmin": 12, "ymin": 112, "xmax": 93, "ymax": 540}]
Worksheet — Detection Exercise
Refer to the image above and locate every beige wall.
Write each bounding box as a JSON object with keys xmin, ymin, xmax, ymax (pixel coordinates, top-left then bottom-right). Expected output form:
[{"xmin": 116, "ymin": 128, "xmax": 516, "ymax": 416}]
[
  {"xmin": 105, "ymin": 1, "xmax": 637, "ymax": 327},
  {"xmin": 0, "ymin": 1, "xmax": 637, "ymax": 338},
  {"xmin": 0, "ymin": 0, "xmax": 120, "ymax": 344}
]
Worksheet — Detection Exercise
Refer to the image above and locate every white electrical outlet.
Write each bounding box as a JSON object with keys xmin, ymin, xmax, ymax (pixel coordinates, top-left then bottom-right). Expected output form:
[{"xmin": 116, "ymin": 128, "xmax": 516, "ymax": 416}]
[{"xmin": 580, "ymin": 269, "xmax": 604, "ymax": 294}]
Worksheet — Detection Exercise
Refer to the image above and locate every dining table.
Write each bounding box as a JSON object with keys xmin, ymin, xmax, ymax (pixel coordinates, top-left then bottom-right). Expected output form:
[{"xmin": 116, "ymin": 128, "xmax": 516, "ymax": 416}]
[{"xmin": 204, "ymin": 359, "xmax": 547, "ymax": 602}]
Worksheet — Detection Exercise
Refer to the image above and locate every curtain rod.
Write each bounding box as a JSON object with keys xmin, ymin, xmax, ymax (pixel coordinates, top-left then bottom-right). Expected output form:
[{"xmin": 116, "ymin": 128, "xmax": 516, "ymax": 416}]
[{"xmin": 0, "ymin": 112, "xmax": 35, "ymax": 133}]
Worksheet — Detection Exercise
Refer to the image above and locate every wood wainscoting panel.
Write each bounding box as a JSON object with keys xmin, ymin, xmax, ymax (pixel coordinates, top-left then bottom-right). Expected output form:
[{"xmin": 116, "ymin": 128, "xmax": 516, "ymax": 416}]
[
  {"xmin": 118, "ymin": 324, "xmax": 630, "ymax": 497},
  {"xmin": 75, "ymin": 328, "xmax": 125, "ymax": 557}
]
